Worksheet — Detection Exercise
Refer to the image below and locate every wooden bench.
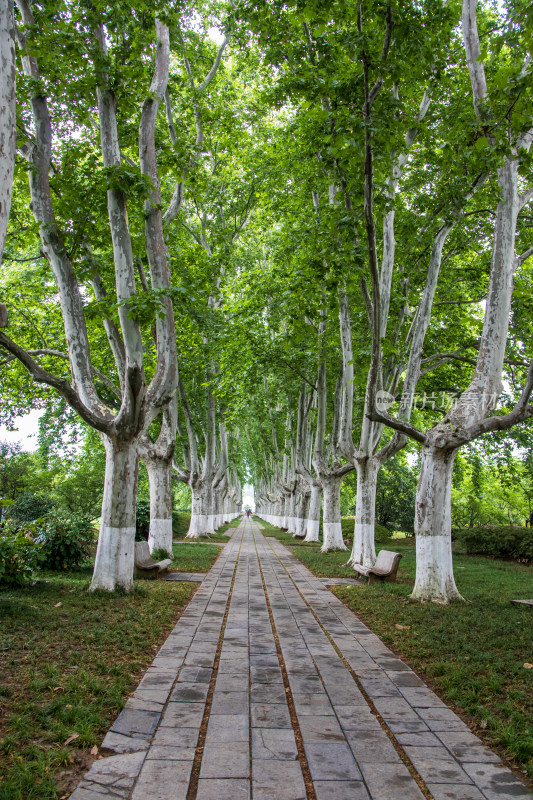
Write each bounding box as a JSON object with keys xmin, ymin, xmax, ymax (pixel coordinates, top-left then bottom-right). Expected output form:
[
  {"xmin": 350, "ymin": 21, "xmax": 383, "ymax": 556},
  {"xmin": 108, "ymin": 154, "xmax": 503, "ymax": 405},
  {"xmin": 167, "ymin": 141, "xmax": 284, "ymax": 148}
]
[
  {"xmin": 134, "ymin": 542, "xmax": 173, "ymax": 575},
  {"xmin": 352, "ymin": 549, "xmax": 402, "ymax": 584}
]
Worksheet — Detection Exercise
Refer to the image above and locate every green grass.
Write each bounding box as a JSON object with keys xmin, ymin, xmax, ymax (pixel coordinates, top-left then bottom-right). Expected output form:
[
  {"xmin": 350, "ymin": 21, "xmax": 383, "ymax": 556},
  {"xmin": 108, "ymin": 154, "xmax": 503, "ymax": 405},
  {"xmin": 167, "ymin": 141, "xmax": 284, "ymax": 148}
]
[
  {"xmin": 170, "ymin": 541, "xmax": 227, "ymax": 571},
  {"xmin": 269, "ymin": 527, "xmax": 533, "ymax": 780},
  {"xmin": 0, "ymin": 542, "xmax": 221, "ymax": 799},
  {"xmin": 172, "ymin": 516, "xmax": 240, "ymax": 545}
]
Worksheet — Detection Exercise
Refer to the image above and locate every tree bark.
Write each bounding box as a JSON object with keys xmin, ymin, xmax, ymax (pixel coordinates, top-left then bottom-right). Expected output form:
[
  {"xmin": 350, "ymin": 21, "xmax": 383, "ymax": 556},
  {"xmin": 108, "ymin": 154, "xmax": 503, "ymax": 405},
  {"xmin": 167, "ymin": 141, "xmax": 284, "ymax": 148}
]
[
  {"xmin": 186, "ymin": 480, "xmax": 208, "ymax": 538},
  {"xmin": 90, "ymin": 436, "xmax": 139, "ymax": 592},
  {"xmin": 0, "ymin": 0, "xmax": 15, "ymax": 263},
  {"xmin": 321, "ymin": 474, "xmax": 346, "ymax": 551},
  {"xmin": 145, "ymin": 457, "xmax": 173, "ymax": 554},
  {"xmin": 304, "ymin": 482, "xmax": 322, "ymax": 542},
  {"xmin": 410, "ymin": 432, "xmax": 463, "ymax": 603},
  {"xmin": 349, "ymin": 457, "xmax": 379, "ymax": 567}
]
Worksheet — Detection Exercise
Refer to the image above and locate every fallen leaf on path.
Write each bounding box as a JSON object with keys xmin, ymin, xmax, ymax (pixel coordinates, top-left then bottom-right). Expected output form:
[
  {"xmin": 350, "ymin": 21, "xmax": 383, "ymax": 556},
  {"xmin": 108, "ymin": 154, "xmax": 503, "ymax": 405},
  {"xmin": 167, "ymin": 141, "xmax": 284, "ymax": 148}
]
[
  {"xmin": 90, "ymin": 746, "xmax": 98, "ymax": 755},
  {"xmin": 64, "ymin": 732, "xmax": 79, "ymax": 746},
  {"xmin": 54, "ymin": 602, "xmax": 62, "ymax": 608},
  {"xmin": 395, "ymin": 624, "xmax": 411, "ymax": 630}
]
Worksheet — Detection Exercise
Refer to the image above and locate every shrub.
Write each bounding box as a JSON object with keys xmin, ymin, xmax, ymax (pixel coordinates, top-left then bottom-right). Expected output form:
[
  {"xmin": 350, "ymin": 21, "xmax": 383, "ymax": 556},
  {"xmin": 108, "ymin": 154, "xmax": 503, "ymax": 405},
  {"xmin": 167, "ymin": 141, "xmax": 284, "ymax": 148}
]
[
  {"xmin": 375, "ymin": 523, "xmax": 393, "ymax": 543},
  {"xmin": 454, "ymin": 526, "xmax": 533, "ymax": 563},
  {"xmin": 35, "ymin": 514, "xmax": 95, "ymax": 570},
  {"xmin": 172, "ymin": 511, "xmax": 191, "ymax": 536},
  {"xmin": 135, "ymin": 501, "xmax": 150, "ymax": 541},
  {"xmin": 0, "ymin": 525, "xmax": 42, "ymax": 586},
  {"xmin": 8, "ymin": 492, "xmax": 54, "ymax": 522}
]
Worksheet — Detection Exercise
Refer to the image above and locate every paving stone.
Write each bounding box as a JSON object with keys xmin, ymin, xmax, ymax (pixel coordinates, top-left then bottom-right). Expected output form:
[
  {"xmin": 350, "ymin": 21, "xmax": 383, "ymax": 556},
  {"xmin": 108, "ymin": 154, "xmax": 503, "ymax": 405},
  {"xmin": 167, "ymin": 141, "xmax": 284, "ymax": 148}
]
[
  {"xmin": 250, "ymin": 684, "xmax": 287, "ymax": 704},
  {"xmin": 200, "ymin": 741, "xmax": 250, "ymax": 778},
  {"xmin": 427, "ymin": 785, "xmax": 487, "ymax": 800},
  {"xmin": 131, "ymin": 759, "xmax": 192, "ymax": 799},
  {"xmin": 196, "ymin": 778, "xmax": 251, "ymax": 800},
  {"xmin": 152, "ymin": 727, "xmax": 199, "ymax": 747},
  {"xmin": 146, "ymin": 744, "xmax": 196, "ymax": 760},
  {"xmin": 403, "ymin": 747, "xmax": 473, "ymax": 784},
  {"xmin": 304, "ymin": 742, "xmax": 362, "ymax": 781},
  {"xmin": 250, "ymin": 653, "xmax": 280, "ymax": 667},
  {"xmin": 100, "ymin": 731, "xmax": 150, "ymax": 754},
  {"xmin": 177, "ymin": 666, "xmax": 213, "ymax": 684},
  {"xmin": 69, "ymin": 784, "xmax": 129, "ymax": 799},
  {"xmin": 79, "ymin": 751, "xmax": 146, "ymax": 793},
  {"xmin": 211, "ymin": 690, "xmax": 249, "ymax": 715},
  {"xmin": 334, "ymin": 705, "xmax": 382, "ymax": 731},
  {"xmin": 159, "ymin": 702, "xmax": 205, "ymax": 728},
  {"xmin": 416, "ymin": 706, "xmax": 470, "ymax": 732},
  {"xmin": 252, "ymin": 727, "xmax": 298, "ymax": 760},
  {"xmin": 170, "ymin": 682, "xmax": 210, "ymax": 703},
  {"xmin": 252, "ymin": 760, "xmax": 306, "ymax": 800},
  {"xmin": 360, "ymin": 762, "xmax": 426, "ymax": 800},
  {"xmin": 298, "ymin": 715, "xmax": 345, "ymax": 742},
  {"xmin": 313, "ymin": 781, "xmax": 371, "ymax": 800},
  {"xmin": 110, "ymin": 708, "xmax": 160, "ymax": 738},
  {"xmin": 345, "ymin": 729, "xmax": 401, "ymax": 762},
  {"xmin": 462, "ymin": 762, "xmax": 533, "ymax": 799},
  {"xmin": 399, "ymin": 686, "xmax": 447, "ymax": 707},
  {"xmin": 388, "ymin": 671, "xmax": 426, "ymax": 687},
  {"xmin": 206, "ymin": 713, "xmax": 249, "ymax": 743},
  {"xmin": 137, "ymin": 670, "xmax": 176, "ymax": 692},
  {"xmin": 251, "ymin": 702, "xmax": 292, "ymax": 728},
  {"xmin": 293, "ymin": 693, "xmax": 334, "ymax": 716},
  {"xmin": 215, "ymin": 672, "xmax": 249, "ymax": 692},
  {"xmin": 395, "ymin": 731, "xmax": 442, "ymax": 747}
]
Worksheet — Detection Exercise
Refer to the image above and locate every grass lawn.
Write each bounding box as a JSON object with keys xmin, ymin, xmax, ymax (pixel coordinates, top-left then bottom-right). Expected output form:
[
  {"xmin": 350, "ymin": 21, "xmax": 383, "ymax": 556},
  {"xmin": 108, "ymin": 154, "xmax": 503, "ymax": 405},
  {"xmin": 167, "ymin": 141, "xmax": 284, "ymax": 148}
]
[
  {"xmin": 172, "ymin": 516, "xmax": 241, "ymax": 544},
  {"xmin": 259, "ymin": 520, "xmax": 533, "ymax": 783},
  {"xmin": 0, "ymin": 542, "xmax": 222, "ymax": 800}
]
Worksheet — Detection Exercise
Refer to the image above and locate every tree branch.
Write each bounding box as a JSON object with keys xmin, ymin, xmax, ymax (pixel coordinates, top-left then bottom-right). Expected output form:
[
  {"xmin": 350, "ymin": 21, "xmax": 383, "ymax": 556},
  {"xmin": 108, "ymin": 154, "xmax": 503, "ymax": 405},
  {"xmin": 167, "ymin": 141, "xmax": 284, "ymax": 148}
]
[{"xmin": 0, "ymin": 331, "xmax": 113, "ymax": 432}]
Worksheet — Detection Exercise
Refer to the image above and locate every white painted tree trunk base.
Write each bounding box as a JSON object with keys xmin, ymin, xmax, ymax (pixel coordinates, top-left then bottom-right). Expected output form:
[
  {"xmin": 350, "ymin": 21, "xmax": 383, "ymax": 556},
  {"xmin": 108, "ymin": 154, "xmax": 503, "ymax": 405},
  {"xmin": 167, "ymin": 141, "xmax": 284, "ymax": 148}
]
[
  {"xmin": 410, "ymin": 533, "xmax": 464, "ymax": 604},
  {"xmin": 186, "ymin": 513, "xmax": 207, "ymax": 539},
  {"xmin": 148, "ymin": 518, "xmax": 173, "ymax": 555},
  {"xmin": 304, "ymin": 518, "xmax": 320, "ymax": 542},
  {"xmin": 348, "ymin": 523, "xmax": 376, "ymax": 568},
  {"xmin": 321, "ymin": 522, "xmax": 347, "ymax": 552},
  {"xmin": 90, "ymin": 526, "xmax": 135, "ymax": 592}
]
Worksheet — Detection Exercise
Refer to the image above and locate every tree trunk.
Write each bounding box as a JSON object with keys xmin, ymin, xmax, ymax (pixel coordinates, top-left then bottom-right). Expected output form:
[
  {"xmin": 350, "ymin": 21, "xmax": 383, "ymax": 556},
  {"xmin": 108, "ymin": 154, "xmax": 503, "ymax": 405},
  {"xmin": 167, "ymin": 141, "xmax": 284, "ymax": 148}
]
[
  {"xmin": 304, "ymin": 483, "xmax": 322, "ymax": 542},
  {"xmin": 90, "ymin": 436, "xmax": 139, "ymax": 592},
  {"xmin": 187, "ymin": 481, "xmax": 207, "ymax": 538},
  {"xmin": 349, "ymin": 457, "xmax": 379, "ymax": 567},
  {"xmin": 205, "ymin": 481, "xmax": 216, "ymax": 533},
  {"xmin": 0, "ymin": 0, "xmax": 15, "ymax": 263},
  {"xmin": 321, "ymin": 475, "xmax": 346, "ymax": 552},
  {"xmin": 410, "ymin": 441, "xmax": 464, "ymax": 603},
  {"xmin": 145, "ymin": 457, "xmax": 173, "ymax": 555}
]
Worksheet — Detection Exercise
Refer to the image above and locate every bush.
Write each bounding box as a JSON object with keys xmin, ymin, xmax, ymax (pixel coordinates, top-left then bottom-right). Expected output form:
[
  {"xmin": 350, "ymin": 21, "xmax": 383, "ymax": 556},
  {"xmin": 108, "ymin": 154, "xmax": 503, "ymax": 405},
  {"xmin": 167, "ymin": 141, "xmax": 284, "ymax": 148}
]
[
  {"xmin": 135, "ymin": 501, "xmax": 150, "ymax": 541},
  {"xmin": 375, "ymin": 523, "xmax": 393, "ymax": 543},
  {"xmin": 35, "ymin": 514, "xmax": 95, "ymax": 570},
  {"xmin": 0, "ymin": 525, "xmax": 42, "ymax": 586},
  {"xmin": 172, "ymin": 511, "xmax": 191, "ymax": 536},
  {"xmin": 454, "ymin": 526, "xmax": 533, "ymax": 563},
  {"xmin": 8, "ymin": 492, "xmax": 54, "ymax": 522}
]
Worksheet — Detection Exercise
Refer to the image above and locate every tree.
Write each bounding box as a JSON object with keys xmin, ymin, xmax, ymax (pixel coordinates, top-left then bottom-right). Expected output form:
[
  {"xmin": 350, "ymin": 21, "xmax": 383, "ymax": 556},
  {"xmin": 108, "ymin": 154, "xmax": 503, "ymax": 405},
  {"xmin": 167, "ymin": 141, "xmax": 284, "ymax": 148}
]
[
  {"xmin": 371, "ymin": 0, "xmax": 533, "ymax": 602},
  {"xmin": 0, "ymin": 2, "xmax": 179, "ymax": 590}
]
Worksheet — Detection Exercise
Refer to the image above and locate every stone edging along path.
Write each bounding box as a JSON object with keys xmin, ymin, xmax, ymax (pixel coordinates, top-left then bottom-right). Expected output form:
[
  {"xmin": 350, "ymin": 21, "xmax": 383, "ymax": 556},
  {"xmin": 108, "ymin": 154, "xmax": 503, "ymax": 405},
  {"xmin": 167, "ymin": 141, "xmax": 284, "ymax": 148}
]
[{"xmin": 69, "ymin": 518, "xmax": 532, "ymax": 800}]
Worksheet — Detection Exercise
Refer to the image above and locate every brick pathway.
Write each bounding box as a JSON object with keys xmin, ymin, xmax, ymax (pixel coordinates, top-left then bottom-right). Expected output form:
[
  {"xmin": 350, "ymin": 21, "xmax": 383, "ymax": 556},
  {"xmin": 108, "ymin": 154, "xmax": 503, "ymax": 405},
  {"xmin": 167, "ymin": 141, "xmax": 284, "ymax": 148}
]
[{"xmin": 69, "ymin": 518, "xmax": 532, "ymax": 800}]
